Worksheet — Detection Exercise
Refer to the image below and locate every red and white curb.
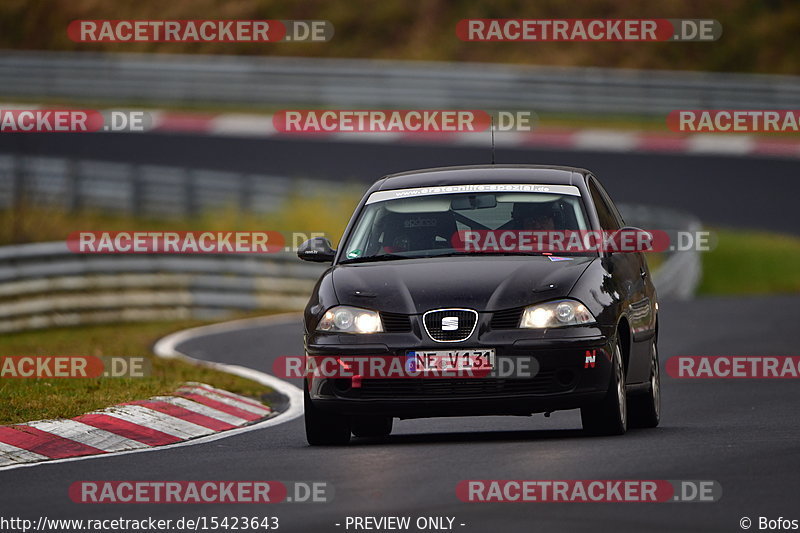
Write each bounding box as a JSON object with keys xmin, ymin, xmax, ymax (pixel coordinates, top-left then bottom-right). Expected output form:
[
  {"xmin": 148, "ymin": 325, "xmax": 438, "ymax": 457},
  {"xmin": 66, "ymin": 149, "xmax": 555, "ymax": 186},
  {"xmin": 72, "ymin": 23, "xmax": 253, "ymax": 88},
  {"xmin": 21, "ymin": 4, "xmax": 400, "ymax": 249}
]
[
  {"xmin": 145, "ymin": 110, "xmax": 800, "ymax": 159},
  {"xmin": 3, "ymin": 102, "xmax": 798, "ymax": 158},
  {"xmin": 0, "ymin": 383, "xmax": 272, "ymax": 467},
  {"xmin": 0, "ymin": 314, "xmax": 304, "ymax": 471}
]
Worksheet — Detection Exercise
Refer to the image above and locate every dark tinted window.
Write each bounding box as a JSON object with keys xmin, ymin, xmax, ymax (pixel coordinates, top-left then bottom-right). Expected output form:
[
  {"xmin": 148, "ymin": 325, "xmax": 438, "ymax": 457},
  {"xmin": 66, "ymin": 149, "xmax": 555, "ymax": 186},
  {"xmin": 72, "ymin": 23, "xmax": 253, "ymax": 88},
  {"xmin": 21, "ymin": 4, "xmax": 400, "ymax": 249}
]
[
  {"xmin": 342, "ymin": 190, "xmax": 591, "ymax": 261},
  {"xmin": 588, "ymin": 179, "xmax": 620, "ymax": 231}
]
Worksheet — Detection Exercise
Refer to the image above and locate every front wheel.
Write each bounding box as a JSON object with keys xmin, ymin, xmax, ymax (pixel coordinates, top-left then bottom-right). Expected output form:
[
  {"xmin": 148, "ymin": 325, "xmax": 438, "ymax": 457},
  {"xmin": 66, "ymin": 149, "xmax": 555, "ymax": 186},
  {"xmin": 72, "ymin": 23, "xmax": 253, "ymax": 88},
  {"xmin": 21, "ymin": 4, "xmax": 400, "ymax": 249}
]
[
  {"xmin": 581, "ymin": 340, "xmax": 627, "ymax": 436},
  {"xmin": 628, "ymin": 341, "xmax": 661, "ymax": 428},
  {"xmin": 304, "ymin": 380, "xmax": 351, "ymax": 446}
]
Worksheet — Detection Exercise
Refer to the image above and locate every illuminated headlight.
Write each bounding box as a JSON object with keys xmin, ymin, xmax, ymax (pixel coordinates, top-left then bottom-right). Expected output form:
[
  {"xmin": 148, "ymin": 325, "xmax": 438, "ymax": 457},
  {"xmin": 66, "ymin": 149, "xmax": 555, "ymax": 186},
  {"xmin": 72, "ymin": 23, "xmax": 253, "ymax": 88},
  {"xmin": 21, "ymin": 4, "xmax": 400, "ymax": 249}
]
[
  {"xmin": 520, "ymin": 299, "xmax": 596, "ymax": 328},
  {"xmin": 317, "ymin": 306, "xmax": 383, "ymax": 334}
]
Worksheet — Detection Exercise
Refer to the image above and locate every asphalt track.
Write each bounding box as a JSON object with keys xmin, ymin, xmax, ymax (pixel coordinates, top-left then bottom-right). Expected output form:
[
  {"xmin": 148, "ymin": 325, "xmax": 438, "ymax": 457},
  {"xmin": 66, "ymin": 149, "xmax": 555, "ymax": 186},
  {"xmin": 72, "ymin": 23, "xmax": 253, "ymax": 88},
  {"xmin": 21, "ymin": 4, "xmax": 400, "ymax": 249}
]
[
  {"xmin": 1, "ymin": 134, "xmax": 799, "ymax": 532},
  {"xmin": 1, "ymin": 132, "xmax": 799, "ymax": 234},
  {"xmin": 1, "ymin": 294, "xmax": 799, "ymax": 532}
]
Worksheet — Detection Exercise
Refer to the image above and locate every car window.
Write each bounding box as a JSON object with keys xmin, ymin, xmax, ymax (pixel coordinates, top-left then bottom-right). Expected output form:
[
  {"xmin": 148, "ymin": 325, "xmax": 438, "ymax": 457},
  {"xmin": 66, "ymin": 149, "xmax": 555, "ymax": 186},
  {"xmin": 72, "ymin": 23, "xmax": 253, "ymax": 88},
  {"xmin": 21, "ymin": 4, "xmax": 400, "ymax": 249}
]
[
  {"xmin": 588, "ymin": 179, "xmax": 621, "ymax": 231},
  {"xmin": 341, "ymin": 186, "xmax": 593, "ymax": 262},
  {"xmin": 591, "ymin": 177, "xmax": 626, "ymax": 227}
]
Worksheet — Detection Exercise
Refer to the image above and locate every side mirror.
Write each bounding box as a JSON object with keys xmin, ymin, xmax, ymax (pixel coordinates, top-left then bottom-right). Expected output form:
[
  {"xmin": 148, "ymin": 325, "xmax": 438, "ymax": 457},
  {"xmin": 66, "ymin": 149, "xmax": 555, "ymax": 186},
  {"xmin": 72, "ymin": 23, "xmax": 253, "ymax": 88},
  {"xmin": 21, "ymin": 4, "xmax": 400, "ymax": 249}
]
[
  {"xmin": 297, "ymin": 237, "xmax": 337, "ymax": 263},
  {"xmin": 605, "ymin": 227, "xmax": 653, "ymax": 253}
]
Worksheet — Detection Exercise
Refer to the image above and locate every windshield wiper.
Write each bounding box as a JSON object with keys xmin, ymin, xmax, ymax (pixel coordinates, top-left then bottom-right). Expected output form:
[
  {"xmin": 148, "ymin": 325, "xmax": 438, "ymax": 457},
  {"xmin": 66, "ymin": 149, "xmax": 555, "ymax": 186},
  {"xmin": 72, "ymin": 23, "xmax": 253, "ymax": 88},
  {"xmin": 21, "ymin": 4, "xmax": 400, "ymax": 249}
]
[{"xmin": 339, "ymin": 253, "xmax": 410, "ymax": 264}]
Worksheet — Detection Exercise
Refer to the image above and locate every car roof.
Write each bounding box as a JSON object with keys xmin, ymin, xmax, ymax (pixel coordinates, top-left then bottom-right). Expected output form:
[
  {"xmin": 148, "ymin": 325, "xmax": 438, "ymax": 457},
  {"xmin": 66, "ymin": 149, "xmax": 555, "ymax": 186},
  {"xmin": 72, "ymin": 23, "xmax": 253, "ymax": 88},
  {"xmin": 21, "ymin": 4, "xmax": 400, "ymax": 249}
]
[{"xmin": 376, "ymin": 164, "xmax": 591, "ymax": 191}]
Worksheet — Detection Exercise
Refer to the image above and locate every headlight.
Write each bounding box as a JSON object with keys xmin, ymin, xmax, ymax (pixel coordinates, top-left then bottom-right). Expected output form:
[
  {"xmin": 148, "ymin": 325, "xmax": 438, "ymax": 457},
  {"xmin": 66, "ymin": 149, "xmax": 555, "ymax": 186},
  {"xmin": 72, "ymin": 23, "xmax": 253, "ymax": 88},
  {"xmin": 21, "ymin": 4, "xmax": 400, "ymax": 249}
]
[
  {"xmin": 520, "ymin": 299, "xmax": 596, "ymax": 328},
  {"xmin": 317, "ymin": 306, "xmax": 384, "ymax": 334}
]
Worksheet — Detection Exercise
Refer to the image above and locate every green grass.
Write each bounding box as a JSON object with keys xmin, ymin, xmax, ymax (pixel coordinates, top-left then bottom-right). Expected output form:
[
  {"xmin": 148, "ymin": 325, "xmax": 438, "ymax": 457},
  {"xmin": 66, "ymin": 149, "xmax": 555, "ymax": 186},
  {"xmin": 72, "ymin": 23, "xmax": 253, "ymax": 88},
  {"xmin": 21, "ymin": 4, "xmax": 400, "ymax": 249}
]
[
  {"xmin": 0, "ymin": 191, "xmax": 362, "ymax": 247},
  {"xmin": 699, "ymin": 229, "xmax": 800, "ymax": 295},
  {"xmin": 0, "ymin": 319, "xmax": 282, "ymax": 426},
  {"xmin": 3, "ymin": 0, "xmax": 800, "ymax": 75}
]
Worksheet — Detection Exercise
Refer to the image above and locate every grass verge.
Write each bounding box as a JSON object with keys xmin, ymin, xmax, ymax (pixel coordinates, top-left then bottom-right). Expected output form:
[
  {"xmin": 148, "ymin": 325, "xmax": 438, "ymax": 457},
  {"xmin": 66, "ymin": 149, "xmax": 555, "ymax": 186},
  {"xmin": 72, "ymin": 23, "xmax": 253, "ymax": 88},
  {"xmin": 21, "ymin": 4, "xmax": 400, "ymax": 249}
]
[
  {"xmin": 699, "ymin": 229, "xmax": 800, "ymax": 295},
  {"xmin": 0, "ymin": 190, "xmax": 362, "ymax": 246},
  {"xmin": 0, "ymin": 319, "xmax": 279, "ymax": 426}
]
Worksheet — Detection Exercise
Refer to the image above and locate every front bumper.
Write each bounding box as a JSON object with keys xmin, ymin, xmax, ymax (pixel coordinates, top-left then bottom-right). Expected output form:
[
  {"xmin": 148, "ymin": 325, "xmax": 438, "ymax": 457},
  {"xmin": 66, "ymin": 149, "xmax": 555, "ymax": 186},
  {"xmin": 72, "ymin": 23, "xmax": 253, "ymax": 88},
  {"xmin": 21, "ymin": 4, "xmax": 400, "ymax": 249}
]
[{"xmin": 305, "ymin": 327, "xmax": 615, "ymax": 418}]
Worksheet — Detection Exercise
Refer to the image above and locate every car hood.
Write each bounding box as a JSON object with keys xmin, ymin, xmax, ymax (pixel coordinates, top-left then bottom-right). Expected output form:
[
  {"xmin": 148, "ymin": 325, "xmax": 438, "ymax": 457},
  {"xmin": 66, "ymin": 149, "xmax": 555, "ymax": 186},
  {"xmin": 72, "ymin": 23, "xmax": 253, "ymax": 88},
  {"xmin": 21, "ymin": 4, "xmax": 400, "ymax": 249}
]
[{"xmin": 331, "ymin": 256, "xmax": 595, "ymax": 314}]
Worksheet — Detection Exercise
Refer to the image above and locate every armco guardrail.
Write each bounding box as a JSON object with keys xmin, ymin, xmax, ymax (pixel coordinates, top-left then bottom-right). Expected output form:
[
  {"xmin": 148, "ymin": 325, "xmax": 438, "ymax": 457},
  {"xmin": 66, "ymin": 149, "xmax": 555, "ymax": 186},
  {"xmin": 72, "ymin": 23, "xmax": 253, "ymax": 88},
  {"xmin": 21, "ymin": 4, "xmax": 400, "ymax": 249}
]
[
  {"xmin": 0, "ymin": 242, "xmax": 326, "ymax": 333},
  {"xmin": 0, "ymin": 155, "xmax": 341, "ymax": 216},
  {"xmin": 0, "ymin": 209, "xmax": 699, "ymax": 333},
  {"xmin": 1, "ymin": 51, "xmax": 799, "ymax": 115}
]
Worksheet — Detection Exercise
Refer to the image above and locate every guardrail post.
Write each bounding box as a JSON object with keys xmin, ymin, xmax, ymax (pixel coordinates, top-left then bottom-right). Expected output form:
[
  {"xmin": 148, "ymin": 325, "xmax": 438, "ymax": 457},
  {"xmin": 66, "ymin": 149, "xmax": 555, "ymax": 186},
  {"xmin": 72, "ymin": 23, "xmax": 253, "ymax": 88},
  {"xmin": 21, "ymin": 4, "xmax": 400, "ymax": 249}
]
[
  {"xmin": 66, "ymin": 159, "xmax": 81, "ymax": 213},
  {"xmin": 10, "ymin": 154, "xmax": 27, "ymax": 242},
  {"xmin": 185, "ymin": 169, "xmax": 198, "ymax": 217},
  {"xmin": 239, "ymin": 173, "xmax": 253, "ymax": 212},
  {"xmin": 11, "ymin": 154, "xmax": 25, "ymax": 208},
  {"xmin": 130, "ymin": 164, "xmax": 143, "ymax": 216}
]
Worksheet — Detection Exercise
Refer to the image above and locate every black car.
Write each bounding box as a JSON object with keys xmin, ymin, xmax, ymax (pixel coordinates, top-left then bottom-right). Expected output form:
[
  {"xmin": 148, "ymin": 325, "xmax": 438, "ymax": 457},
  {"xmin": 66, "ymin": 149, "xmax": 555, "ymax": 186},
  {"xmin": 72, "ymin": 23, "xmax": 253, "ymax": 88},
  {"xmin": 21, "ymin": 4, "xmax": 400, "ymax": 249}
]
[{"xmin": 298, "ymin": 165, "xmax": 660, "ymax": 445}]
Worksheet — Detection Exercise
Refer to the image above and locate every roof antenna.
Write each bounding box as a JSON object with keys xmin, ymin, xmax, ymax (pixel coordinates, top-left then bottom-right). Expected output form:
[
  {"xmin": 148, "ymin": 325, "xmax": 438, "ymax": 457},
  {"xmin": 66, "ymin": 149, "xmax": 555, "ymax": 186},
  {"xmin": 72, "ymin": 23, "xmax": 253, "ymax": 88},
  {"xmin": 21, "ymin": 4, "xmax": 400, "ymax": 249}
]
[{"xmin": 491, "ymin": 115, "xmax": 496, "ymax": 164}]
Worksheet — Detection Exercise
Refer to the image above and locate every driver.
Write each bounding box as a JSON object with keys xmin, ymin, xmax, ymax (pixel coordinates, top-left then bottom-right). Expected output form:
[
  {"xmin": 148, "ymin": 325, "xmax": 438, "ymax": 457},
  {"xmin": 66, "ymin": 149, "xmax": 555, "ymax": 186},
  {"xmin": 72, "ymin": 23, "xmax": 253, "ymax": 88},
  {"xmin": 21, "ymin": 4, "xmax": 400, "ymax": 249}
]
[{"xmin": 512, "ymin": 202, "xmax": 561, "ymax": 231}]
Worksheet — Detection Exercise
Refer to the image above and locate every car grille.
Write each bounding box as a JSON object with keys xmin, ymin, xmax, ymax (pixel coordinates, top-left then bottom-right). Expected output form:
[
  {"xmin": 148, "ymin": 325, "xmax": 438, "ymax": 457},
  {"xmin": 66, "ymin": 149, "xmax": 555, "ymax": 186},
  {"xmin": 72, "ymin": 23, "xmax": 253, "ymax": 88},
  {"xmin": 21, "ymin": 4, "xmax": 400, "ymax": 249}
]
[
  {"xmin": 351, "ymin": 370, "xmax": 570, "ymax": 398},
  {"xmin": 490, "ymin": 308, "xmax": 524, "ymax": 329},
  {"xmin": 380, "ymin": 312, "xmax": 412, "ymax": 333},
  {"xmin": 423, "ymin": 309, "xmax": 478, "ymax": 342}
]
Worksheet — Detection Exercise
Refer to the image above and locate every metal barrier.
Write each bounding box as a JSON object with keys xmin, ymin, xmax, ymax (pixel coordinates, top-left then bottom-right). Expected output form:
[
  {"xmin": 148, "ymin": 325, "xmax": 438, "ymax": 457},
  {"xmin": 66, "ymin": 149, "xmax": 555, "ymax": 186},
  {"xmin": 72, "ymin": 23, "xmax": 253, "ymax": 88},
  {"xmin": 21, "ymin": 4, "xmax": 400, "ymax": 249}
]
[
  {"xmin": 0, "ymin": 205, "xmax": 700, "ymax": 334},
  {"xmin": 0, "ymin": 242, "xmax": 326, "ymax": 333},
  {"xmin": 0, "ymin": 154, "xmax": 342, "ymax": 216},
  {"xmin": 1, "ymin": 51, "xmax": 799, "ymax": 115}
]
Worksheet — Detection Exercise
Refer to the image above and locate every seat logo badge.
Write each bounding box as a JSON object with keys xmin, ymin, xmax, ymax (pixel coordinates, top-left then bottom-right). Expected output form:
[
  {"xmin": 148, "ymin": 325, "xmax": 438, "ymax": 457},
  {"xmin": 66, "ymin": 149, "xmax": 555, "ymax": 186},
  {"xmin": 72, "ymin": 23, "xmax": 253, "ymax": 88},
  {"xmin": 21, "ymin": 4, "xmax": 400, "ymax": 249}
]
[
  {"xmin": 441, "ymin": 316, "xmax": 459, "ymax": 331},
  {"xmin": 584, "ymin": 350, "xmax": 597, "ymax": 368}
]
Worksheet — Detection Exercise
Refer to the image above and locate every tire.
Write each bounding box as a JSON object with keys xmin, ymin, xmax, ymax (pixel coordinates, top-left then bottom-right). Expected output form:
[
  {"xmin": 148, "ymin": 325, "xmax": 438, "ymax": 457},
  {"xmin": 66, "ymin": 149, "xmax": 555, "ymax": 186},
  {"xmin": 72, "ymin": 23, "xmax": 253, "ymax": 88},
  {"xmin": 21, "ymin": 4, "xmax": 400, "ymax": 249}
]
[
  {"xmin": 581, "ymin": 339, "xmax": 627, "ymax": 436},
  {"xmin": 351, "ymin": 416, "xmax": 393, "ymax": 438},
  {"xmin": 628, "ymin": 341, "xmax": 661, "ymax": 428},
  {"xmin": 304, "ymin": 381, "xmax": 351, "ymax": 446}
]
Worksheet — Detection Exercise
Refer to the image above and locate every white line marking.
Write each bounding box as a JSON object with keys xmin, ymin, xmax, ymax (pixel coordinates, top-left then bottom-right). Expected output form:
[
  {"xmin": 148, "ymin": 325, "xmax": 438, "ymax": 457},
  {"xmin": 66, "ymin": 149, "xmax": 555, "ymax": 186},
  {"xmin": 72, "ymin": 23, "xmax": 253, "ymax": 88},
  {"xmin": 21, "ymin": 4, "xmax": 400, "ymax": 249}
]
[
  {"xmin": 0, "ymin": 442, "xmax": 49, "ymax": 466},
  {"xmin": 150, "ymin": 396, "xmax": 250, "ymax": 426},
  {"xmin": 26, "ymin": 419, "xmax": 150, "ymax": 453},
  {"xmin": 0, "ymin": 313, "xmax": 304, "ymax": 472}
]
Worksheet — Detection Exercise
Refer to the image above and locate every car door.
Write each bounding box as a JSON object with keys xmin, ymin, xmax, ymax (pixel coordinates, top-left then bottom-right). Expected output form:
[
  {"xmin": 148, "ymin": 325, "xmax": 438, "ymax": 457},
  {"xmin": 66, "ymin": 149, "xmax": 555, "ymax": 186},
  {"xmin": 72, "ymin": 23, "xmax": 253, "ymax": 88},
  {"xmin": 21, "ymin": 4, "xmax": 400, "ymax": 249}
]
[{"xmin": 588, "ymin": 177, "xmax": 650, "ymax": 383}]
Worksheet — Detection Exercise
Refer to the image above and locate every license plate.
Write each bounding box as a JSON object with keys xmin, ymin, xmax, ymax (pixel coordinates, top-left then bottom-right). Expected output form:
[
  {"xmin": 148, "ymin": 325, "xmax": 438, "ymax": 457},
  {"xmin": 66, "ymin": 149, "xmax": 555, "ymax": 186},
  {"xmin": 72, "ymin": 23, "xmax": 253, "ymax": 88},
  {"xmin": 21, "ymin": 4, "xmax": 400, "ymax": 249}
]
[{"xmin": 406, "ymin": 349, "xmax": 495, "ymax": 373}]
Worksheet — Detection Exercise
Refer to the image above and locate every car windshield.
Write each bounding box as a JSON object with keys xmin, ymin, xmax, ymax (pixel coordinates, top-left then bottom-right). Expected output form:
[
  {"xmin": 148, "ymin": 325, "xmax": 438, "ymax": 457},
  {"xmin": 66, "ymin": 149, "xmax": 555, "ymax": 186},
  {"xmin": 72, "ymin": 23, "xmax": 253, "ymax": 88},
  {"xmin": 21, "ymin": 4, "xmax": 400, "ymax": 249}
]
[{"xmin": 340, "ymin": 184, "xmax": 593, "ymax": 263}]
